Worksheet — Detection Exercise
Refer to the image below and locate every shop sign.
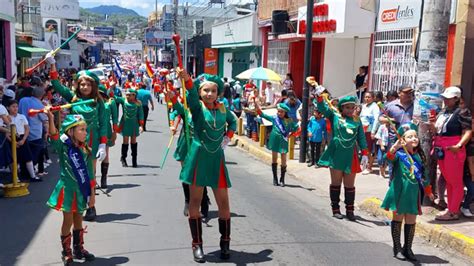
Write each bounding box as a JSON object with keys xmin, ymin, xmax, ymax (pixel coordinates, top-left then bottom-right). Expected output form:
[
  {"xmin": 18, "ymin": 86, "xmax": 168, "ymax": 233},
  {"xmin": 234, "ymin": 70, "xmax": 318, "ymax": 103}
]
[
  {"xmin": 145, "ymin": 28, "xmax": 173, "ymax": 47},
  {"xmin": 297, "ymin": 2, "xmax": 341, "ymax": 35},
  {"xmin": 204, "ymin": 48, "xmax": 218, "ymax": 75},
  {"xmin": 40, "ymin": 0, "xmax": 80, "ymax": 20},
  {"xmin": 377, "ymin": 0, "xmax": 422, "ymax": 31},
  {"xmin": 94, "ymin": 27, "xmax": 114, "ymax": 36},
  {"xmin": 159, "ymin": 50, "xmax": 173, "ymax": 62}
]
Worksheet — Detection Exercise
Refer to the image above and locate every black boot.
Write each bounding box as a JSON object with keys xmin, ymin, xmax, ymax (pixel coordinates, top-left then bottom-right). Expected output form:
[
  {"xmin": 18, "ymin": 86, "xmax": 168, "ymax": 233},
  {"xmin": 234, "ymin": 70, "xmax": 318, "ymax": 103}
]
[
  {"xmin": 60, "ymin": 233, "xmax": 73, "ymax": 266},
  {"xmin": 280, "ymin": 165, "xmax": 287, "ymax": 187},
  {"xmin": 83, "ymin": 206, "xmax": 96, "ymax": 221},
  {"xmin": 100, "ymin": 162, "xmax": 109, "ymax": 189},
  {"xmin": 344, "ymin": 187, "xmax": 356, "ymax": 221},
  {"xmin": 182, "ymin": 183, "xmax": 190, "ymax": 216},
  {"xmin": 189, "ymin": 218, "xmax": 205, "ymax": 263},
  {"xmin": 131, "ymin": 143, "xmax": 138, "ymax": 168},
  {"xmin": 121, "ymin": 144, "xmax": 129, "ymax": 167},
  {"xmin": 201, "ymin": 188, "xmax": 210, "ymax": 222},
  {"xmin": 330, "ymin": 185, "xmax": 343, "ymax": 219},
  {"xmin": 402, "ymin": 223, "xmax": 417, "ymax": 261},
  {"xmin": 72, "ymin": 228, "xmax": 95, "ymax": 261},
  {"xmin": 218, "ymin": 218, "xmax": 231, "ymax": 260},
  {"xmin": 271, "ymin": 163, "xmax": 278, "ymax": 186},
  {"xmin": 391, "ymin": 220, "xmax": 403, "ymax": 258}
]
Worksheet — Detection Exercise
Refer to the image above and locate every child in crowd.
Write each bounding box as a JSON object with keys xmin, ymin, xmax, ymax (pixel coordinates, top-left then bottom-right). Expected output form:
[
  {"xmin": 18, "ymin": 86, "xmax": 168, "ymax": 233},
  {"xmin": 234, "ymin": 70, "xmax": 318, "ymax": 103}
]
[
  {"xmin": 307, "ymin": 109, "xmax": 327, "ymax": 168},
  {"xmin": 381, "ymin": 123, "xmax": 434, "ymax": 261},
  {"xmin": 374, "ymin": 123, "xmax": 389, "ymax": 178},
  {"xmin": 231, "ymin": 93, "xmax": 242, "ymax": 118},
  {"xmin": 7, "ymin": 100, "xmax": 41, "ymax": 182},
  {"xmin": 45, "ymin": 112, "xmax": 96, "ymax": 265}
]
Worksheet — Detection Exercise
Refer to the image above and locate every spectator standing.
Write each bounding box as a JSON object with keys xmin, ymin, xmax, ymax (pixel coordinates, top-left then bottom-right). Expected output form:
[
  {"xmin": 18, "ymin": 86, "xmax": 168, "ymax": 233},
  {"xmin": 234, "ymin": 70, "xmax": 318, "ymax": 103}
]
[
  {"xmin": 354, "ymin": 66, "xmax": 368, "ymax": 103},
  {"xmin": 233, "ymin": 81, "xmax": 242, "ymax": 98},
  {"xmin": 360, "ymin": 92, "xmax": 380, "ymax": 174},
  {"xmin": 264, "ymin": 81, "xmax": 275, "ymax": 106},
  {"xmin": 223, "ymin": 77, "xmax": 232, "ymax": 103},
  {"xmin": 281, "ymin": 73, "xmax": 294, "ymax": 91},
  {"xmin": 283, "ymin": 91, "xmax": 302, "ymax": 123},
  {"xmin": 0, "ymin": 102, "xmax": 12, "ymax": 171},
  {"xmin": 430, "ymin": 86, "xmax": 472, "ymax": 221},
  {"xmin": 307, "ymin": 109, "xmax": 327, "ymax": 167}
]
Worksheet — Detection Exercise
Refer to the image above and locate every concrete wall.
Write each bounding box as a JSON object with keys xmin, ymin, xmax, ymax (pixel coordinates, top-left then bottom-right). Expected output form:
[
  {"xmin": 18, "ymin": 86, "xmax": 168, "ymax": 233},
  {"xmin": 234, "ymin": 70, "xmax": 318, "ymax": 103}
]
[
  {"xmin": 322, "ymin": 37, "xmax": 370, "ymax": 98},
  {"xmin": 0, "ymin": 0, "xmax": 17, "ymax": 83}
]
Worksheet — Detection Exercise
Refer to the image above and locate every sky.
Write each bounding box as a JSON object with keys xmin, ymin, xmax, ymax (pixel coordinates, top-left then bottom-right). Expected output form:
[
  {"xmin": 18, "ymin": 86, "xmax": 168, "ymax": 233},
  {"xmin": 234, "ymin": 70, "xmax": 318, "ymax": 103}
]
[{"xmin": 78, "ymin": 0, "xmax": 254, "ymax": 17}]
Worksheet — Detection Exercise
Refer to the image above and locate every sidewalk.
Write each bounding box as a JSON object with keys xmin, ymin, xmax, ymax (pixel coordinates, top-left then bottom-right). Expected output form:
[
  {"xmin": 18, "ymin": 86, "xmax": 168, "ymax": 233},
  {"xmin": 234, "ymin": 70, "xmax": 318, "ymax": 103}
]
[{"xmin": 232, "ymin": 135, "xmax": 474, "ymax": 259}]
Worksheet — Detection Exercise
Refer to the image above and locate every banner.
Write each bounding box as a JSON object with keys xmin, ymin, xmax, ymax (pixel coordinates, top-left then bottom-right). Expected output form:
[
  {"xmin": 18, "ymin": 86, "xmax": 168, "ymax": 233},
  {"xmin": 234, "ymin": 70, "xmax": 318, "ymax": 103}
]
[
  {"xmin": 145, "ymin": 28, "xmax": 173, "ymax": 47},
  {"xmin": 377, "ymin": 0, "xmax": 422, "ymax": 31},
  {"xmin": 204, "ymin": 48, "xmax": 218, "ymax": 75},
  {"xmin": 94, "ymin": 26, "xmax": 114, "ymax": 36},
  {"xmin": 40, "ymin": 0, "xmax": 80, "ymax": 20}
]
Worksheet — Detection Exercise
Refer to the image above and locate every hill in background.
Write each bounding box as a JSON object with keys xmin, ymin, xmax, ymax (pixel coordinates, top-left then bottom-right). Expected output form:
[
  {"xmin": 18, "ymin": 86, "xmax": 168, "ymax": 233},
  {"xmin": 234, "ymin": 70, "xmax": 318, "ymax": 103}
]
[{"xmin": 80, "ymin": 6, "xmax": 147, "ymax": 41}]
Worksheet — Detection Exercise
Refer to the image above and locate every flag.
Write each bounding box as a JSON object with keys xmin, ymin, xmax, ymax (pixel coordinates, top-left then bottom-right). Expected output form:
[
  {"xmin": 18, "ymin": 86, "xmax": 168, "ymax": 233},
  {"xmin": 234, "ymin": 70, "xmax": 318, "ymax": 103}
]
[
  {"xmin": 145, "ymin": 59, "xmax": 154, "ymax": 78},
  {"xmin": 112, "ymin": 57, "xmax": 123, "ymax": 86}
]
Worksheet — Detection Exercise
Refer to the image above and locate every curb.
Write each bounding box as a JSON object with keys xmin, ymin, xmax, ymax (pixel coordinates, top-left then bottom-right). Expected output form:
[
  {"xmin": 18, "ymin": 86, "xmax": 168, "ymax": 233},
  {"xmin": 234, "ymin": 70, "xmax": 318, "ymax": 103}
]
[
  {"xmin": 359, "ymin": 198, "xmax": 474, "ymax": 260},
  {"xmin": 233, "ymin": 135, "xmax": 474, "ymax": 259}
]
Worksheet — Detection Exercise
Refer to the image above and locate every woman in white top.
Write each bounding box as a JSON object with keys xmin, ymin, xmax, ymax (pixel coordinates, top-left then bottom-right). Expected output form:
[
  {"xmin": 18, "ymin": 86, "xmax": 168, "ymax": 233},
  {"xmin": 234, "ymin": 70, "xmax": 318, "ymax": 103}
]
[{"xmin": 281, "ymin": 73, "xmax": 293, "ymax": 91}]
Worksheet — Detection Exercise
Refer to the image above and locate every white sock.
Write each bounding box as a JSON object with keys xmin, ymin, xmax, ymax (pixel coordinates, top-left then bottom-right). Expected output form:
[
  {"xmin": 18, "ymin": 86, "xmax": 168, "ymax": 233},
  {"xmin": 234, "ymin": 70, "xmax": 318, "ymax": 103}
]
[{"xmin": 26, "ymin": 161, "xmax": 37, "ymax": 179}]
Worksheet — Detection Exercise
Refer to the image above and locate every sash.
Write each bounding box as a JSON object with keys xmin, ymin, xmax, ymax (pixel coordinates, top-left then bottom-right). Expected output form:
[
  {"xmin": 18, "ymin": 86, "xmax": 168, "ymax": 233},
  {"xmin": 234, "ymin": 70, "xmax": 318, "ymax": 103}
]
[
  {"xmin": 396, "ymin": 150, "xmax": 423, "ymax": 183},
  {"xmin": 274, "ymin": 115, "xmax": 289, "ymax": 141},
  {"xmin": 64, "ymin": 137, "xmax": 91, "ymax": 203}
]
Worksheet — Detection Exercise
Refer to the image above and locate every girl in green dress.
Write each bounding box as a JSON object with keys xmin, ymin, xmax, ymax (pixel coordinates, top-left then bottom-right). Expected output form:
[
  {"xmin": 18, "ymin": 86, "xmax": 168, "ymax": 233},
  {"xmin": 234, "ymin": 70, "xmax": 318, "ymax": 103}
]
[
  {"xmin": 170, "ymin": 70, "xmax": 236, "ymax": 263},
  {"xmin": 98, "ymin": 86, "xmax": 118, "ymax": 188},
  {"xmin": 115, "ymin": 89, "xmax": 144, "ymax": 168},
  {"xmin": 255, "ymin": 102, "xmax": 299, "ymax": 186},
  {"xmin": 47, "ymin": 54, "xmax": 108, "ymax": 222},
  {"xmin": 314, "ymin": 86, "xmax": 369, "ymax": 221},
  {"xmin": 45, "ymin": 112, "xmax": 95, "ymax": 265},
  {"xmin": 381, "ymin": 123, "xmax": 433, "ymax": 261}
]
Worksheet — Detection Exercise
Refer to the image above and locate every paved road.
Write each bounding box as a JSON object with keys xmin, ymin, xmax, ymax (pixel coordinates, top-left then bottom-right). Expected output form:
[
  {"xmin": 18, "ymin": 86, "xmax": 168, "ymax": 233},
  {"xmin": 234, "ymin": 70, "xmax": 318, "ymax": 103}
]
[{"xmin": 0, "ymin": 103, "xmax": 471, "ymax": 265}]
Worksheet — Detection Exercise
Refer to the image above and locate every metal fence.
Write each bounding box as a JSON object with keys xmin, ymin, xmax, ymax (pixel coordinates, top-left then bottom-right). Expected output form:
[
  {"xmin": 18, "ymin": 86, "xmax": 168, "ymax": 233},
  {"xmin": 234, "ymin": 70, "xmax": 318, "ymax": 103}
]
[{"xmin": 370, "ymin": 28, "xmax": 417, "ymax": 94}]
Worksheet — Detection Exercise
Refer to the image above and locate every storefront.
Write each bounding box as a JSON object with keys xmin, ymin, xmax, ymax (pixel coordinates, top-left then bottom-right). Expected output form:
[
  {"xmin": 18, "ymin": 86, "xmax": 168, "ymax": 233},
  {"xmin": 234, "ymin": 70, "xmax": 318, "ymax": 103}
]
[
  {"xmin": 16, "ymin": 42, "xmax": 49, "ymax": 74},
  {"xmin": 211, "ymin": 13, "xmax": 262, "ymax": 79},
  {"xmin": 0, "ymin": 1, "xmax": 17, "ymax": 83},
  {"xmin": 260, "ymin": 0, "xmax": 374, "ymax": 98},
  {"xmin": 370, "ymin": 0, "xmax": 422, "ymax": 94}
]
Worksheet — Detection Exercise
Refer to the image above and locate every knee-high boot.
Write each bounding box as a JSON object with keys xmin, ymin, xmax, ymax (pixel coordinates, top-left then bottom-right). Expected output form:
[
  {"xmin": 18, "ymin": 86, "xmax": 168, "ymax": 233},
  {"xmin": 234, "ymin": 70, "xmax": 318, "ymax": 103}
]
[
  {"xmin": 60, "ymin": 233, "xmax": 73, "ymax": 265},
  {"xmin": 201, "ymin": 187, "xmax": 210, "ymax": 220},
  {"xmin": 280, "ymin": 165, "xmax": 287, "ymax": 187},
  {"xmin": 402, "ymin": 223, "xmax": 417, "ymax": 261},
  {"xmin": 188, "ymin": 218, "xmax": 205, "ymax": 263},
  {"xmin": 182, "ymin": 183, "xmax": 190, "ymax": 216},
  {"xmin": 330, "ymin": 185, "xmax": 343, "ymax": 219},
  {"xmin": 72, "ymin": 228, "xmax": 95, "ymax": 261},
  {"xmin": 391, "ymin": 220, "xmax": 403, "ymax": 257},
  {"xmin": 271, "ymin": 163, "xmax": 278, "ymax": 186},
  {"xmin": 218, "ymin": 218, "xmax": 231, "ymax": 260},
  {"xmin": 121, "ymin": 144, "xmax": 129, "ymax": 167},
  {"xmin": 344, "ymin": 187, "xmax": 356, "ymax": 221},
  {"xmin": 100, "ymin": 162, "xmax": 109, "ymax": 189},
  {"xmin": 131, "ymin": 143, "xmax": 138, "ymax": 168}
]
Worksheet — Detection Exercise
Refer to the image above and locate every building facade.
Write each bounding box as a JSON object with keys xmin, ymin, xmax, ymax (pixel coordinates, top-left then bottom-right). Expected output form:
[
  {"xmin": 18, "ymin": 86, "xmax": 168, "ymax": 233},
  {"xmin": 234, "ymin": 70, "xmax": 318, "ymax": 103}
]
[{"xmin": 0, "ymin": 0, "xmax": 17, "ymax": 83}]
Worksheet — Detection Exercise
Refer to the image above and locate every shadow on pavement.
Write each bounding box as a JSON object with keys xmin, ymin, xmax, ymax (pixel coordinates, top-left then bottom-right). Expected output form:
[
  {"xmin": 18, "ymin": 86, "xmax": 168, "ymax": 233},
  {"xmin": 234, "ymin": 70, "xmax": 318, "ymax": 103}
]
[
  {"xmin": 94, "ymin": 213, "xmax": 141, "ymax": 223},
  {"xmin": 137, "ymin": 164, "xmax": 161, "ymax": 169},
  {"xmin": 72, "ymin": 256, "xmax": 130, "ymax": 265},
  {"xmin": 0, "ymin": 153, "xmax": 60, "ymax": 265},
  {"xmin": 108, "ymin": 173, "xmax": 160, "ymax": 178},
  {"xmin": 105, "ymin": 183, "xmax": 141, "ymax": 193},
  {"xmin": 143, "ymin": 130, "xmax": 162, "ymax": 134},
  {"xmin": 395, "ymin": 254, "xmax": 450, "ymax": 265},
  {"xmin": 283, "ymin": 184, "xmax": 315, "ymax": 191},
  {"xmin": 225, "ymin": 161, "xmax": 238, "ymax": 165},
  {"xmin": 205, "ymin": 211, "xmax": 247, "ymax": 224},
  {"xmin": 205, "ymin": 248, "xmax": 273, "ymax": 264}
]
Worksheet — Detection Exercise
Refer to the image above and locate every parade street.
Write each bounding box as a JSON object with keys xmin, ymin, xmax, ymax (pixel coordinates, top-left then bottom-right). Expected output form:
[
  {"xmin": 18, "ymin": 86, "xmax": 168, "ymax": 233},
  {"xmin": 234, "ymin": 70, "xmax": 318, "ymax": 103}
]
[{"xmin": 0, "ymin": 104, "xmax": 470, "ymax": 266}]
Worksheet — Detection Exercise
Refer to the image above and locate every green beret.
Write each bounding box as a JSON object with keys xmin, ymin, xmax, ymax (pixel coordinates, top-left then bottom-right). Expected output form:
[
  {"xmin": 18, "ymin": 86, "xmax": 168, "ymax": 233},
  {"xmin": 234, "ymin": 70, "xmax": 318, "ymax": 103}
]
[
  {"xmin": 98, "ymin": 84, "xmax": 107, "ymax": 95},
  {"xmin": 337, "ymin": 96, "xmax": 357, "ymax": 109},
  {"xmin": 77, "ymin": 70, "xmax": 100, "ymax": 85},
  {"xmin": 397, "ymin": 123, "xmax": 418, "ymax": 137},
  {"xmin": 127, "ymin": 89, "xmax": 137, "ymax": 94},
  {"xmin": 196, "ymin": 74, "xmax": 224, "ymax": 94},
  {"xmin": 277, "ymin": 103, "xmax": 290, "ymax": 113},
  {"xmin": 61, "ymin": 114, "xmax": 87, "ymax": 134}
]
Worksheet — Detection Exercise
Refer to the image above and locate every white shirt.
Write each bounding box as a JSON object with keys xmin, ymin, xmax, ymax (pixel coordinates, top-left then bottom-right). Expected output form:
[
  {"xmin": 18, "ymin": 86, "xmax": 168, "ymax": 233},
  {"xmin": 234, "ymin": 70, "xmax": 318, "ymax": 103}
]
[
  {"xmin": 0, "ymin": 104, "xmax": 7, "ymax": 127},
  {"xmin": 265, "ymin": 86, "xmax": 274, "ymax": 104},
  {"xmin": 360, "ymin": 102, "xmax": 380, "ymax": 132},
  {"xmin": 10, "ymin": 113, "xmax": 29, "ymax": 135}
]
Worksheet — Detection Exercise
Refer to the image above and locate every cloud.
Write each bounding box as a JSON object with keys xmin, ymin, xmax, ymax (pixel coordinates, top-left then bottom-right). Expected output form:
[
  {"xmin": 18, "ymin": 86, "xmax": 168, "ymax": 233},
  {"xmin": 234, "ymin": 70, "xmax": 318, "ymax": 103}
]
[{"xmin": 79, "ymin": 0, "xmax": 152, "ymax": 9}]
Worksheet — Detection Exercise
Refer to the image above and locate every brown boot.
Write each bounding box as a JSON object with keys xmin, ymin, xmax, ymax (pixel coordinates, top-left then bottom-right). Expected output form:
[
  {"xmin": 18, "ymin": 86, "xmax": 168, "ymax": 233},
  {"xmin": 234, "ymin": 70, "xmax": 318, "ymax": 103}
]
[
  {"xmin": 73, "ymin": 228, "xmax": 95, "ymax": 261},
  {"xmin": 60, "ymin": 233, "xmax": 73, "ymax": 265}
]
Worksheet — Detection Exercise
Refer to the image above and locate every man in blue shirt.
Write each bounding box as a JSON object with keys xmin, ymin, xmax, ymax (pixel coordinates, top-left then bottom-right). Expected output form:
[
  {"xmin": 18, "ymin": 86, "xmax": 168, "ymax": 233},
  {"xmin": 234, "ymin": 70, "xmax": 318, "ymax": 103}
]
[
  {"xmin": 18, "ymin": 78, "xmax": 48, "ymax": 181},
  {"xmin": 284, "ymin": 92, "xmax": 302, "ymax": 123},
  {"xmin": 137, "ymin": 84, "xmax": 154, "ymax": 131}
]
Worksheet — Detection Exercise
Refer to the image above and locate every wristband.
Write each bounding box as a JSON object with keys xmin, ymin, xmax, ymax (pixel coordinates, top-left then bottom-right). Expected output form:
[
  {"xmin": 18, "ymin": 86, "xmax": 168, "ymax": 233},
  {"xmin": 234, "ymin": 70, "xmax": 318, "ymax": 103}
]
[{"xmin": 100, "ymin": 136, "xmax": 107, "ymax": 144}]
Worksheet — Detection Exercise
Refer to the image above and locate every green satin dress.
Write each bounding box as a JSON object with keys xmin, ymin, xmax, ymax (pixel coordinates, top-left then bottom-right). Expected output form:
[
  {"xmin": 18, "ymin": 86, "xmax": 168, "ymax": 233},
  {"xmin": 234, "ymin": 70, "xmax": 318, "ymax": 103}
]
[
  {"xmin": 104, "ymin": 98, "xmax": 118, "ymax": 147},
  {"xmin": 258, "ymin": 112, "xmax": 298, "ymax": 153},
  {"xmin": 115, "ymin": 97, "xmax": 144, "ymax": 137}
]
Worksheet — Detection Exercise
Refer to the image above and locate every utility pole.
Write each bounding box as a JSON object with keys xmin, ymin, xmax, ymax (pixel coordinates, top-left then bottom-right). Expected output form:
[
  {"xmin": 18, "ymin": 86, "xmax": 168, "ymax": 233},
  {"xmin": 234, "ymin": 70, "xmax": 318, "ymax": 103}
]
[
  {"xmin": 155, "ymin": 0, "xmax": 158, "ymax": 65},
  {"xmin": 173, "ymin": 0, "xmax": 179, "ymax": 67},
  {"xmin": 414, "ymin": 0, "xmax": 451, "ymax": 187},
  {"xmin": 299, "ymin": 0, "xmax": 314, "ymax": 163},
  {"xmin": 184, "ymin": 2, "xmax": 188, "ymax": 71}
]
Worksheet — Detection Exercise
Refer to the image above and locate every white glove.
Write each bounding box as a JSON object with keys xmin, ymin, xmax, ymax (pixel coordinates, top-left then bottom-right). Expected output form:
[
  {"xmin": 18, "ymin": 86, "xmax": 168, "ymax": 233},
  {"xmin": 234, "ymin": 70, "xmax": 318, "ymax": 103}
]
[
  {"xmin": 360, "ymin": 155, "xmax": 369, "ymax": 167},
  {"xmin": 96, "ymin": 143, "xmax": 107, "ymax": 162},
  {"xmin": 221, "ymin": 136, "xmax": 231, "ymax": 150},
  {"xmin": 315, "ymin": 85, "xmax": 326, "ymax": 96},
  {"xmin": 45, "ymin": 51, "xmax": 56, "ymax": 64}
]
